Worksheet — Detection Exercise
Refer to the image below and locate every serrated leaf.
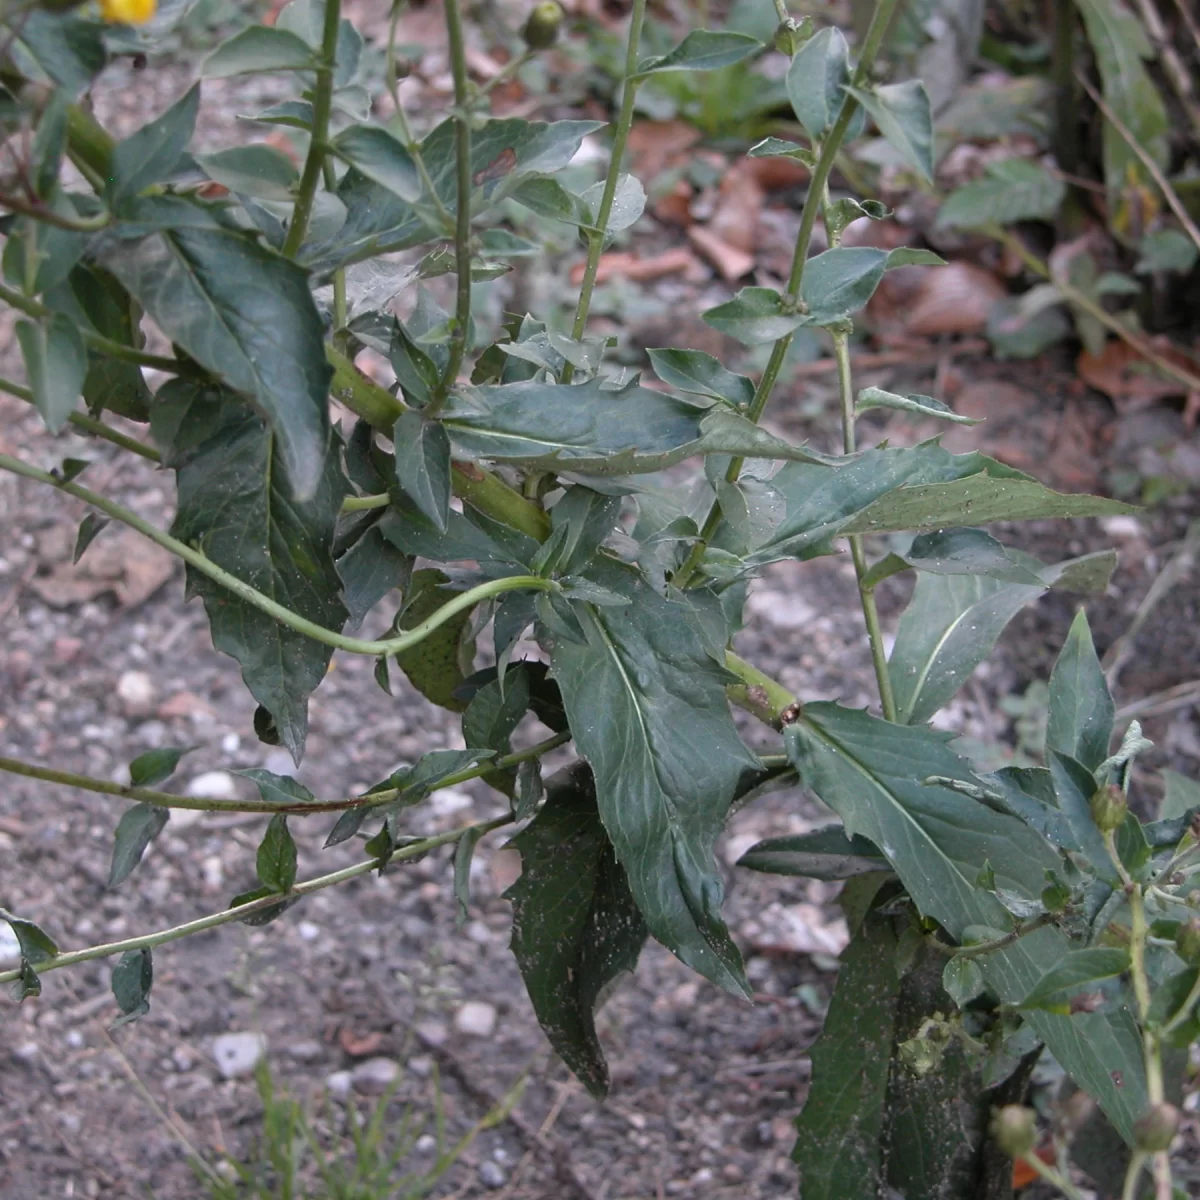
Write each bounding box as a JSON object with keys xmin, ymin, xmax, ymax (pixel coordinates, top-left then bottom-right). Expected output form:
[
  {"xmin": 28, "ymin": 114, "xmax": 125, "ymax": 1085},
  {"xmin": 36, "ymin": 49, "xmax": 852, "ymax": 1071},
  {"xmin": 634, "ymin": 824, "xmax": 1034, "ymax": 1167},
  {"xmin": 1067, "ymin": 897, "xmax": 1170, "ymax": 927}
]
[
  {"xmin": 109, "ymin": 85, "xmax": 199, "ymax": 205},
  {"xmin": 1018, "ymin": 948, "xmax": 1130, "ymax": 1010},
  {"xmin": 333, "ymin": 125, "xmax": 421, "ymax": 204},
  {"xmin": 550, "ymin": 562, "xmax": 758, "ymax": 997},
  {"xmin": 506, "ymin": 764, "xmax": 648, "ymax": 1097},
  {"xmin": 647, "ymin": 347, "xmax": 755, "ymax": 408},
  {"xmin": 785, "ymin": 27, "xmax": 863, "ymax": 141},
  {"xmin": 463, "ymin": 668, "xmax": 530, "ymax": 755},
  {"xmin": 236, "ymin": 768, "xmax": 317, "ymax": 807},
  {"xmin": 17, "ymin": 314, "xmax": 86, "ymax": 434},
  {"xmin": 74, "ymin": 513, "xmax": 109, "ymax": 563},
  {"xmin": 256, "ymin": 814, "xmax": 297, "ymax": 893},
  {"xmin": 841, "ymin": 471, "xmax": 1136, "ymax": 534},
  {"xmin": 108, "ymin": 803, "xmax": 170, "ymax": 888},
  {"xmin": 1, "ymin": 911, "xmax": 60, "ymax": 965},
  {"xmin": 634, "ymin": 29, "xmax": 761, "ymax": 76},
  {"xmin": 737, "ymin": 825, "xmax": 888, "ymax": 880},
  {"xmin": 889, "ymin": 549, "xmax": 1115, "ymax": 725},
  {"xmin": 393, "ymin": 411, "xmax": 451, "ymax": 533},
  {"xmin": 870, "ymin": 528, "xmax": 1044, "ymax": 588},
  {"xmin": 785, "ymin": 704, "xmax": 1146, "ymax": 1141},
  {"xmin": 111, "ymin": 947, "xmax": 153, "ymax": 1021},
  {"xmin": 942, "ymin": 956, "xmax": 986, "ymax": 1007},
  {"xmin": 129, "ymin": 746, "xmax": 195, "ymax": 788},
  {"xmin": 1047, "ymin": 610, "xmax": 1114, "ymax": 773},
  {"xmin": 393, "ymin": 569, "xmax": 475, "ymax": 711},
  {"xmin": 714, "ymin": 476, "xmax": 786, "ymax": 552},
  {"xmin": 336, "ymin": 522, "xmax": 412, "ymax": 628},
  {"xmin": 443, "ymin": 378, "xmax": 827, "ymax": 474},
  {"xmin": 98, "ymin": 221, "xmax": 333, "ymax": 500},
  {"xmin": 845, "ymin": 81, "xmax": 934, "ymax": 182},
  {"xmin": 856, "ymin": 386, "xmax": 980, "ymax": 425},
  {"xmin": 936, "ymin": 159, "xmax": 1066, "ymax": 230},
  {"xmin": 547, "ymin": 487, "xmax": 623, "ymax": 577},
  {"xmin": 792, "ymin": 911, "xmax": 899, "ymax": 1197},
  {"xmin": 202, "ymin": 26, "xmax": 317, "ymax": 77},
  {"xmin": 702, "ymin": 287, "xmax": 805, "ymax": 345},
  {"xmin": 168, "ymin": 385, "xmax": 348, "ymax": 762}
]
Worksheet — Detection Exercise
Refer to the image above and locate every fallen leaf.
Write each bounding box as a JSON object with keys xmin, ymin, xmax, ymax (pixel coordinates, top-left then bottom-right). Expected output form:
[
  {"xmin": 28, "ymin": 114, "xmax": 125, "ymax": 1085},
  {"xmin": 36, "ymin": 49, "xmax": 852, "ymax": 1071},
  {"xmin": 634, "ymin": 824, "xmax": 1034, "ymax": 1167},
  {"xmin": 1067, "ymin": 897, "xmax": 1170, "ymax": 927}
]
[
  {"xmin": 742, "ymin": 154, "xmax": 809, "ymax": 192},
  {"xmin": 568, "ymin": 247, "xmax": 697, "ymax": 286},
  {"xmin": 898, "ymin": 260, "xmax": 1007, "ymax": 336},
  {"xmin": 708, "ymin": 160, "xmax": 762, "ymax": 255},
  {"xmin": 1077, "ymin": 338, "xmax": 1192, "ymax": 409},
  {"xmin": 29, "ymin": 526, "xmax": 175, "ymax": 609},
  {"xmin": 338, "ymin": 1028, "xmax": 386, "ymax": 1057},
  {"xmin": 627, "ymin": 119, "xmax": 701, "ymax": 180},
  {"xmin": 687, "ymin": 226, "xmax": 754, "ymax": 281},
  {"xmin": 653, "ymin": 178, "xmax": 694, "ymax": 227}
]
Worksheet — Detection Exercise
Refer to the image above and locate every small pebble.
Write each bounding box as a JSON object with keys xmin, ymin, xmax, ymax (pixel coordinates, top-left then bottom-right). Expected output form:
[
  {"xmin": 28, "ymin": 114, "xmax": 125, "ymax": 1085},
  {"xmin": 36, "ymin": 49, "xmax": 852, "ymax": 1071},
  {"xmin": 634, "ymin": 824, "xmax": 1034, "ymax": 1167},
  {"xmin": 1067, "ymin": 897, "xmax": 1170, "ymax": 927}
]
[
  {"xmin": 12, "ymin": 1042, "xmax": 39, "ymax": 1064},
  {"xmin": 211, "ymin": 1032, "xmax": 266, "ymax": 1079},
  {"xmin": 351, "ymin": 1057, "xmax": 400, "ymax": 1095},
  {"xmin": 186, "ymin": 771, "xmax": 239, "ymax": 801},
  {"xmin": 65, "ymin": 1030, "xmax": 85, "ymax": 1050},
  {"xmin": 116, "ymin": 670, "xmax": 157, "ymax": 718},
  {"xmin": 454, "ymin": 1001, "xmax": 497, "ymax": 1039},
  {"xmin": 262, "ymin": 748, "xmax": 297, "ymax": 777},
  {"xmin": 429, "ymin": 788, "xmax": 472, "ymax": 818},
  {"xmin": 220, "ymin": 732, "xmax": 241, "ymax": 754},
  {"xmin": 297, "ymin": 921, "xmax": 321, "ymax": 942},
  {"xmin": 478, "ymin": 1161, "xmax": 508, "ymax": 1189},
  {"xmin": 0, "ymin": 924, "xmax": 21, "ymax": 968},
  {"xmin": 325, "ymin": 1069, "xmax": 353, "ymax": 1101},
  {"xmin": 407, "ymin": 1055, "xmax": 434, "ymax": 1078},
  {"xmin": 285, "ymin": 1040, "xmax": 323, "ymax": 1062},
  {"xmin": 414, "ymin": 1134, "xmax": 437, "ymax": 1154},
  {"xmin": 414, "ymin": 1020, "xmax": 448, "ymax": 1047}
]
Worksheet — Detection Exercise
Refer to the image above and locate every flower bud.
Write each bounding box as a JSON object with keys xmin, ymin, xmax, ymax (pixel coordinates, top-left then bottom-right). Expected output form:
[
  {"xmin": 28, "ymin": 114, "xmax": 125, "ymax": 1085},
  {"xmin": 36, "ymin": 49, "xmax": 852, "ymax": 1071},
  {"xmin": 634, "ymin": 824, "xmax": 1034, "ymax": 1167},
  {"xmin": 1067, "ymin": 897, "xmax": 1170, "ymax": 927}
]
[
  {"xmin": 522, "ymin": 1, "xmax": 564, "ymax": 50},
  {"xmin": 1089, "ymin": 783, "xmax": 1127, "ymax": 833},
  {"xmin": 773, "ymin": 15, "xmax": 813, "ymax": 56},
  {"xmin": 989, "ymin": 1104, "xmax": 1036, "ymax": 1158},
  {"xmin": 1175, "ymin": 917, "xmax": 1200, "ymax": 966},
  {"xmin": 1133, "ymin": 1103, "xmax": 1180, "ymax": 1153}
]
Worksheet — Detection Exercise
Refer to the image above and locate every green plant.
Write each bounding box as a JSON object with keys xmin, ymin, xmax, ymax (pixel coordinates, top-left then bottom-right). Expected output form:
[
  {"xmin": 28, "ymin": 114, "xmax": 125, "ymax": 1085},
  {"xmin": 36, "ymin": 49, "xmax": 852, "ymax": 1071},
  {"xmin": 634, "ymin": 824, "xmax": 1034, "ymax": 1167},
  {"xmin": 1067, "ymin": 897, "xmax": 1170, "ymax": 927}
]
[{"xmin": 1, "ymin": 1, "xmax": 1198, "ymax": 1197}]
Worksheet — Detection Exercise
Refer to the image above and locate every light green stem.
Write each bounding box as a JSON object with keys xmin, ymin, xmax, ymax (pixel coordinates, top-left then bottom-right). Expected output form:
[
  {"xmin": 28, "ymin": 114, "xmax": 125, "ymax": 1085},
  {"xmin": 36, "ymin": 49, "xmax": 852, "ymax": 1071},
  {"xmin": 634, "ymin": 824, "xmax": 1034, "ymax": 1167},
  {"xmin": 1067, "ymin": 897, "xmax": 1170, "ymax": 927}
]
[
  {"xmin": 0, "ymin": 451, "xmax": 557, "ymax": 658},
  {"xmin": 432, "ymin": 0, "xmax": 473, "ymax": 407},
  {"xmin": 281, "ymin": 0, "xmax": 342, "ymax": 257},
  {"xmin": 560, "ymin": 0, "xmax": 648, "ymax": 386},
  {"xmin": 724, "ymin": 651, "xmax": 798, "ymax": 726},
  {"xmin": 671, "ymin": 0, "xmax": 902, "ymax": 590},
  {"xmin": 0, "ymin": 193, "xmax": 110, "ymax": 232},
  {"xmin": 0, "ymin": 817, "xmax": 510, "ymax": 987},
  {"xmin": 341, "ymin": 492, "xmax": 391, "ymax": 512},
  {"xmin": 833, "ymin": 328, "xmax": 897, "ymax": 721},
  {"xmin": 0, "ymin": 733, "xmax": 570, "ymax": 817}
]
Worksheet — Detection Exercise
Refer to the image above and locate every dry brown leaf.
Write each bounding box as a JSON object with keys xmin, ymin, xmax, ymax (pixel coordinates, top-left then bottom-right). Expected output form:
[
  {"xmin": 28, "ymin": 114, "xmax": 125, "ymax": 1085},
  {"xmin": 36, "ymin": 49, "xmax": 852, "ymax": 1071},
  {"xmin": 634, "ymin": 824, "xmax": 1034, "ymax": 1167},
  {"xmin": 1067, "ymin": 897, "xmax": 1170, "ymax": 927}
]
[
  {"xmin": 742, "ymin": 154, "xmax": 809, "ymax": 192},
  {"xmin": 708, "ymin": 161, "xmax": 763, "ymax": 255},
  {"xmin": 687, "ymin": 226, "xmax": 754, "ymax": 282},
  {"xmin": 898, "ymin": 260, "xmax": 1007, "ymax": 336},
  {"xmin": 1077, "ymin": 338, "xmax": 1191, "ymax": 409},
  {"xmin": 338, "ymin": 1029, "xmax": 386, "ymax": 1057},
  {"xmin": 567, "ymin": 247, "xmax": 697, "ymax": 286},
  {"xmin": 29, "ymin": 526, "xmax": 175, "ymax": 609},
  {"xmin": 626, "ymin": 119, "xmax": 700, "ymax": 180},
  {"xmin": 653, "ymin": 178, "xmax": 694, "ymax": 227}
]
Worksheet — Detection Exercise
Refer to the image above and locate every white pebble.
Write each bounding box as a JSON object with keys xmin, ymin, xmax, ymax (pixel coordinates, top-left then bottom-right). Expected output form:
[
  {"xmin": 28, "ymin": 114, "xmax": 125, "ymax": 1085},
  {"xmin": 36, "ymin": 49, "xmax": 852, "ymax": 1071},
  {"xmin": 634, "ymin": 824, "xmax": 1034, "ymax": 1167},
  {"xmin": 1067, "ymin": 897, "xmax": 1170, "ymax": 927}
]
[
  {"xmin": 185, "ymin": 771, "xmax": 240, "ymax": 801},
  {"xmin": 211, "ymin": 1032, "xmax": 266, "ymax": 1079},
  {"xmin": 116, "ymin": 671, "xmax": 157, "ymax": 718},
  {"xmin": 454, "ymin": 1001, "xmax": 497, "ymax": 1039},
  {"xmin": 325, "ymin": 1069, "xmax": 353, "ymax": 1101}
]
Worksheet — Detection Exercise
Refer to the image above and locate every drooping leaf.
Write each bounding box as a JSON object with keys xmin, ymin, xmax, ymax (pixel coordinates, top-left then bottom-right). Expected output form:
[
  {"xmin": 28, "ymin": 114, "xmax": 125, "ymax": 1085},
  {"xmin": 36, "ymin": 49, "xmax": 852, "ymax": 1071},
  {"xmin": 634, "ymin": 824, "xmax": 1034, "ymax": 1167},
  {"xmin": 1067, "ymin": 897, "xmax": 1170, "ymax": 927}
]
[
  {"xmin": 936, "ymin": 158, "xmax": 1066, "ymax": 230},
  {"xmin": 506, "ymin": 764, "xmax": 648, "ymax": 1097},
  {"xmin": 16, "ymin": 314, "xmax": 86, "ymax": 434},
  {"xmin": 332, "ymin": 125, "xmax": 421, "ymax": 204},
  {"xmin": 73, "ymin": 513, "xmax": 109, "ymax": 563},
  {"xmin": 393, "ymin": 410, "xmax": 451, "ymax": 533},
  {"xmin": 786, "ymin": 704, "xmax": 1146, "ymax": 1141},
  {"xmin": 256, "ymin": 814, "xmax": 298, "ymax": 893},
  {"xmin": 236, "ymin": 769, "xmax": 317, "ymax": 807},
  {"xmin": 109, "ymin": 85, "xmax": 200, "ymax": 205},
  {"xmin": 889, "ymin": 549, "xmax": 1116, "ymax": 725},
  {"xmin": 111, "ymin": 947, "xmax": 153, "ymax": 1023},
  {"xmin": 392, "ymin": 569, "xmax": 476, "ymax": 711},
  {"xmin": 168, "ymin": 386, "xmax": 348, "ymax": 762},
  {"xmin": 549, "ymin": 562, "xmax": 758, "ymax": 997},
  {"xmin": 1, "ymin": 911, "xmax": 60, "ymax": 965},
  {"xmin": 129, "ymin": 746, "xmax": 195, "ymax": 788},
  {"xmin": 702, "ymin": 287, "xmax": 806, "ymax": 345},
  {"xmin": 336, "ymin": 523, "xmax": 412, "ymax": 628},
  {"xmin": 513, "ymin": 758, "xmax": 543, "ymax": 820},
  {"xmin": 196, "ymin": 145, "xmax": 299, "ymax": 202},
  {"xmin": 942, "ymin": 956, "xmax": 986, "ymax": 1007},
  {"xmin": 108, "ymin": 803, "xmax": 170, "ymax": 888},
  {"xmin": 1047, "ymin": 610, "xmax": 1114, "ymax": 773},
  {"xmin": 463, "ymin": 667, "xmax": 530, "ymax": 755},
  {"xmin": 1018, "ymin": 948, "xmax": 1130, "ymax": 1010},
  {"xmin": 634, "ymin": 29, "xmax": 761, "ymax": 76},
  {"xmin": 453, "ymin": 824, "xmax": 484, "ymax": 928},
  {"xmin": 97, "ymin": 221, "xmax": 333, "ymax": 500},
  {"xmin": 737, "ymin": 825, "xmax": 889, "ymax": 880},
  {"xmin": 785, "ymin": 27, "xmax": 864, "ymax": 141},
  {"xmin": 202, "ymin": 26, "xmax": 317, "ymax": 77},
  {"xmin": 845, "ymin": 80, "xmax": 934, "ymax": 182},
  {"xmin": 647, "ymin": 347, "xmax": 755, "ymax": 409},
  {"xmin": 791, "ymin": 909, "xmax": 899, "ymax": 1197},
  {"xmin": 1049, "ymin": 751, "xmax": 1121, "ymax": 884},
  {"xmin": 580, "ymin": 173, "xmax": 647, "ymax": 236},
  {"xmin": 856, "ymin": 386, "xmax": 980, "ymax": 425}
]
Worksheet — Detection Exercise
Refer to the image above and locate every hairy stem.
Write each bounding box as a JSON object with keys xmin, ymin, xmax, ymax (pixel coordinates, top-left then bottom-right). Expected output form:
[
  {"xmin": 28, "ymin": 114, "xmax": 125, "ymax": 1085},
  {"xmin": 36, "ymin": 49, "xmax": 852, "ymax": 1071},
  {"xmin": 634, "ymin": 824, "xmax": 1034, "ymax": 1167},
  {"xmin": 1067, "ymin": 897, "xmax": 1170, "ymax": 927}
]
[
  {"xmin": 0, "ymin": 732, "xmax": 571, "ymax": 817},
  {"xmin": 833, "ymin": 328, "xmax": 897, "ymax": 720},
  {"xmin": 560, "ymin": 0, "xmax": 647, "ymax": 385},
  {"xmin": 0, "ymin": 451, "xmax": 557, "ymax": 658},
  {"xmin": 432, "ymin": 0, "xmax": 474, "ymax": 407},
  {"xmin": 0, "ymin": 817, "xmax": 510, "ymax": 987},
  {"xmin": 281, "ymin": 0, "xmax": 342, "ymax": 257}
]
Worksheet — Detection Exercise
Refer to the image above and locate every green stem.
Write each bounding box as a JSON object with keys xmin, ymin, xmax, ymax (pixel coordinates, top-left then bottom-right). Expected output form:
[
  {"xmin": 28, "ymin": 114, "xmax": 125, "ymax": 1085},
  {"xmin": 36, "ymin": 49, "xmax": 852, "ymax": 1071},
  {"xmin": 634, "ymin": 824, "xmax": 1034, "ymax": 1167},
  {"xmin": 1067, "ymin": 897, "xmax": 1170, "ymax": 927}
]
[
  {"xmin": 0, "ymin": 732, "xmax": 570, "ymax": 818},
  {"xmin": 927, "ymin": 912, "xmax": 1057, "ymax": 959},
  {"xmin": 724, "ymin": 651, "xmax": 799, "ymax": 726},
  {"xmin": 671, "ymin": 0, "xmax": 901, "ymax": 590},
  {"xmin": 0, "ymin": 193, "xmax": 111, "ymax": 232},
  {"xmin": 0, "ymin": 450, "xmax": 557, "ymax": 658},
  {"xmin": 1161, "ymin": 967, "xmax": 1200, "ymax": 1038},
  {"xmin": 560, "ymin": 0, "xmax": 647, "ymax": 386},
  {"xmin": 1021, "ymin": 1150, "xmax": 1086, "ymax": 1200},
  {"xmin": 281, "ymin": 0, "xmax": 342, "ymax": 258},
  {"xmin": 0, "ymin": 817, "xmax": 510, "ymax": 987},
  {"xmin": 433, "ymin": 0, "xmax": 474, "ymax": 407},
  {"xmin": 833, "ymin": 328, "xmax": 897, "ymax": 721},
  {"xmin": 0, "ymin": 373, "xmax": 162, "ymax": 462},
  {"xmin": 341, "ymin": 492, "xmax": 390, "ymax": 512}
]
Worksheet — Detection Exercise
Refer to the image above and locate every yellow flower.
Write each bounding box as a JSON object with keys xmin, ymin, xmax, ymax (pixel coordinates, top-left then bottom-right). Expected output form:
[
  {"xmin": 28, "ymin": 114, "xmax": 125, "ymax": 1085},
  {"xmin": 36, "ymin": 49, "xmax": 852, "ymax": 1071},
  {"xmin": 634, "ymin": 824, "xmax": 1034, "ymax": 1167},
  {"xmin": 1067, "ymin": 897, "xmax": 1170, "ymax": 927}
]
[{"xmin": 99, "ymin": 0, "xmax": 156, "ymax": 24}]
